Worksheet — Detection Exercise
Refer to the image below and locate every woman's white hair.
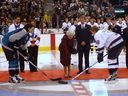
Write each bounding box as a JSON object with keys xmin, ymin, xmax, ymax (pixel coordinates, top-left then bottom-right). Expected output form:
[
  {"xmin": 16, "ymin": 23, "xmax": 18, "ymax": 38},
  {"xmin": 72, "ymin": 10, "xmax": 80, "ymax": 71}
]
[{"xmin": 66, "ymin": 30, "xmax": 75, "ymax": 36}]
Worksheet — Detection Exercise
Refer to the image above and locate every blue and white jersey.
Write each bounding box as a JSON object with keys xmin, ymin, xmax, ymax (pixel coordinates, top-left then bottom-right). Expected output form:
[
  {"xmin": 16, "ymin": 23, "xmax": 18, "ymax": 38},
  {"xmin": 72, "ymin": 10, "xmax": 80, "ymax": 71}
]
[
  {"xmin": 94, "ymin": 29, "xmax": 124, "ymax": 54},
  {"xmin": 2, "ymin": 28, "xmax": 29, "ymax": 50}
]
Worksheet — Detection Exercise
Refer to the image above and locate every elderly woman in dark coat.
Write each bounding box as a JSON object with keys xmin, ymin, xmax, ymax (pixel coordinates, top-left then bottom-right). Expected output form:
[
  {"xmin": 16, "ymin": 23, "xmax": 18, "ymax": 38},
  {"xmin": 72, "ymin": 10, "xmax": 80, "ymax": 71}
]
[{"xmin": 59, "ymin": 30, "xmax": 75, "ymax": 78}]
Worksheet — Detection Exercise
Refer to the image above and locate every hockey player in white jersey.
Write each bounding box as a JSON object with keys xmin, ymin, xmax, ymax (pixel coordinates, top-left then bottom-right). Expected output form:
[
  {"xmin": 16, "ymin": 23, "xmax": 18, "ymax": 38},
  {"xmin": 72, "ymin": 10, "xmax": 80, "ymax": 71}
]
[{"xmin": 90, "ymin": 25, "xmax": 124, "ymax": 81}]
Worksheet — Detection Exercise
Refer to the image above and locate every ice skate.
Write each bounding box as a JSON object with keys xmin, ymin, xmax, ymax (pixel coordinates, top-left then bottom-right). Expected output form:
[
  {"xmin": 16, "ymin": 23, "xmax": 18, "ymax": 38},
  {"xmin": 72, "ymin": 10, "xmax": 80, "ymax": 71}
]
[
  {"xmin": 105, "ymin": 73, "xmax": 118, "ymax": 81},
  {"xmin": 15, "ymin": 75, "xmax": 24, "ymax": 82},
  {"xmin": 9, "ymin": 76, "xmax": 20, "ymax": 83}
]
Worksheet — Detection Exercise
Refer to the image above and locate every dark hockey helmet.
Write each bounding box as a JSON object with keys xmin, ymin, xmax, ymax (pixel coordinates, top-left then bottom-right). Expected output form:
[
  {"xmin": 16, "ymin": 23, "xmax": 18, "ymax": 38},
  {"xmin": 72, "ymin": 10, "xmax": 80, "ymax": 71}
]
[{"xmin": 112, "ymin": 26, "xmax": 121, "ymax": 34}]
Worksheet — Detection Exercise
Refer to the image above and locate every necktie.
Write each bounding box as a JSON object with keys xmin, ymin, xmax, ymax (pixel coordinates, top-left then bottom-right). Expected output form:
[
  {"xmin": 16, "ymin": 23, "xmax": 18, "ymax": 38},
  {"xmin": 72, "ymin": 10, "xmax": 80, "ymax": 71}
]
[
  {"xmin": 15, "ymin": 24, "xmax": 20, "ymax": 29},
  {"xmin": 81, "ymin": 24, "xmax": 84, "ymax": 29},
  {"xmin": 32, "ymin": 32, "xmax": 35, "ymax": 38}
]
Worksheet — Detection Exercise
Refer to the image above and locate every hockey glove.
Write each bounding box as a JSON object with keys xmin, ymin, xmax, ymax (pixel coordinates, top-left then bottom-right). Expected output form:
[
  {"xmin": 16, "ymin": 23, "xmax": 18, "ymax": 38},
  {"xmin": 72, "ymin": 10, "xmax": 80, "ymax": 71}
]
[
  {"xmin": 20, "ymin": 44, "xmax": 27, "ymax": 50},
  {"xmin": 97, "ymin": 53, "xmax": 103, "ymax": 63},
  {"xmin": 24, "ymin": 56, "xmax": 29, "ymax": 61},
  {"xmin": 71, "ymin": 48, "xmax": 77, "ymax": 54},
  {"xmin": 13, "ymin": 45, "xmax": 19, "ymax": 51}
]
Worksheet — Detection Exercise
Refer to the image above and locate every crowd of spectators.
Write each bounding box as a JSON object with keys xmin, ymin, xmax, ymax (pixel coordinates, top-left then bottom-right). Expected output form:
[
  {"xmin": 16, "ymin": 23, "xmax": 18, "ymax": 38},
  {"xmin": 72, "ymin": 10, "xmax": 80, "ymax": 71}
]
[
  {"xmin": 0, "ymin": 0, "xmax": 45, "ymax": 35},
  {"xmin": 0, "ymin": 0, "xmax": 128, "ymax": 34},
  {"xmin": 51, "ymin": 0, "xmax": 128, "ymax": 29}
]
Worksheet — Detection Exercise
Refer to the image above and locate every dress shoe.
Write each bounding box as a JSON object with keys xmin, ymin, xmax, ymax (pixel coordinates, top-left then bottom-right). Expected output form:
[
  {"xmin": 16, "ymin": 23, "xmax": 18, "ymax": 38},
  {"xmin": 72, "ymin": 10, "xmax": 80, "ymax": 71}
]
[
  {"xmin": 30, "ymin": 70, "xmax": 38, "ymax": 72},
  {"xmin": 64, "ymin": 75, "xmax": 72, "ymax": 78},
  {"xmin": 85, "ymin": 70, "xmax": 91, "ymax": 74},
  {"xmin": 64, "ymin": 75, "xmax": 68, "ymax": 78},
  {"xmin": 20, "ymin": 70, "xmax": 25, "ymax": 73},
  {"xmin": 77, "ymin": 71, "xmax": 82, "ymax": 74},
  {"xmin": 68, "ymin": 75, "xmax": 72, "ymax": 78}
]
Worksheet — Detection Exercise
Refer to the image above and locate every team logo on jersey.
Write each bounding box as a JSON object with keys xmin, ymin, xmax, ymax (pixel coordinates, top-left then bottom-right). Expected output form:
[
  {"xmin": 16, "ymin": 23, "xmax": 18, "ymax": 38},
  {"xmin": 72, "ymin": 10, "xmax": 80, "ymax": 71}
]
[{"xmin": 96, "ymin": 40, "xmax": 100, "ymax": 44}]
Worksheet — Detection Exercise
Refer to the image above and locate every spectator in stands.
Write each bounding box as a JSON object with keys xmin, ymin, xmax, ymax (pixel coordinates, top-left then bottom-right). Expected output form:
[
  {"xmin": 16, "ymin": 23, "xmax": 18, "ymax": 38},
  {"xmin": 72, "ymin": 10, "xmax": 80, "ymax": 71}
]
[
  {"xmin": 111, "ymin": 18, "xmax": 122, "ymax": 35},
  {"xmin": 34, "ymin": 11, "xmax": 42, "ymax": 29},
  {"xmin": 8, "ymin": 15, "xmax": 24, "ymax": 32},
  {"xmin": 116, "ymin": 17, "xmax": 127, "ymax": 32},
  {"xmin": 43, "ymin": 11, "xmax": 50, "ymax": 28},
  {"xmin": 54, "ymin": 0, "xmax": 62, "ymax": 5},
  {"xmin": 88, "ymin": 18, "xmax": 98, "ymax": 27},
  {"xmin": 51, "ymin": 13, "xmax": 58, "ymax": 28},
  {"xmin": 61, "ymin": 18, "xmax": 71, "ymax": 33},
  {"xmin": 0, "ymin": 21, "xmax": 8, "ymax": 35},
  {"xmin": 125, "ymin": 15, "xmax": 128, "ymax": 26}
]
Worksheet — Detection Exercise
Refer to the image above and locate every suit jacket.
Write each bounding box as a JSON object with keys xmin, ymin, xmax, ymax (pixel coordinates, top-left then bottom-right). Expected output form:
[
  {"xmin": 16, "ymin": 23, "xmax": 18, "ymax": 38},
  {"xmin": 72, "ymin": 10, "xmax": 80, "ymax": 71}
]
[
  {"xmin": 123, "ymin": 27, "xmax": 128, "ymax": 45},
  {"xmin": 75, "ymin": 24, "xmax": 92, "ymax": 50}
]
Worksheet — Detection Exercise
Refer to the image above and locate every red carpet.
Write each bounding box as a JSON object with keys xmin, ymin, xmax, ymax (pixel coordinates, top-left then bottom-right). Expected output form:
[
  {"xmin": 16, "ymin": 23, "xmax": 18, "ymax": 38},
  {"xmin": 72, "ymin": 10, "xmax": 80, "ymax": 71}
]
[{"xmin": 0, "ymin": 68, "xmax": 128, "ymax": 82}]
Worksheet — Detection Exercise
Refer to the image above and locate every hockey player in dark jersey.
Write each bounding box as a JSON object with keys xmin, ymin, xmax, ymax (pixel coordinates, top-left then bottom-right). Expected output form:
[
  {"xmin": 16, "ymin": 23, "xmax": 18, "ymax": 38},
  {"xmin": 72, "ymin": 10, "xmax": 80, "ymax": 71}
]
[
  {"xmin": 90, "ymin": 25, "xmax": 124, "ymax": 81},
  {"xmin": 1, "ymin": 24, "xmax": 34, "ymax": 83}
]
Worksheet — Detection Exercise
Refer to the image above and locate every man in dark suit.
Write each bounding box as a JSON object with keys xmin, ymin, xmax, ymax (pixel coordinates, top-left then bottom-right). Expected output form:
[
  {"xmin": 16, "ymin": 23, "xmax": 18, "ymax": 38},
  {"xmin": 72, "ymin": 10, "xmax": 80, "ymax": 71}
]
[
  {"xmin": 75, "ymin": 15, "xmax": 92, "ymax": 74},
  {"xmin": 123, "ymin": 27, "xmax": 128, "ymax": 68}
]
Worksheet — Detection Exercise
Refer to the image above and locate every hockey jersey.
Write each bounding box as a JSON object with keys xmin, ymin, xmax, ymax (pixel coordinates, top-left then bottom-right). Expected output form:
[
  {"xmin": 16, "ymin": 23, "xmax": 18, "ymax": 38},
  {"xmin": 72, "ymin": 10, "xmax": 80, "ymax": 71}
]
[
  {"xmin": 2, "ymin": 28, "xmax": 29, "ymax": 51},
  {"xmin": 62, "ymin": 22, "xmax": 71, "ymax": 32},
  {"xmin": 94, "ymin": 29, "xmax": 124, "ymax": 54}
]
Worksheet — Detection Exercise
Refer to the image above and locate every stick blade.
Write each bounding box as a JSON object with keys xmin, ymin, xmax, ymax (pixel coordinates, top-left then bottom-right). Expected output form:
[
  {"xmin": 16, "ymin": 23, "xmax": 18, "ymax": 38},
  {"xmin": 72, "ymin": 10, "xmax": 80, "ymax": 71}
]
[
  {"xmin": 51, "ymin": 78, "xmax": 62, "ymax": 81},
  {"xmin": 58, "ymin": 80, "xmax": 68, "ymax": 84}
]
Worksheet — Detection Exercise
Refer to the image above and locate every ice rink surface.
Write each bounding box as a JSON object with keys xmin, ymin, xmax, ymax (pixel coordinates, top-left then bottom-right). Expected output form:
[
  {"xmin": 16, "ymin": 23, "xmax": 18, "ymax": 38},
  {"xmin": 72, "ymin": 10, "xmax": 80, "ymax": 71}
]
[{"xmin": 0, "ymin": 50, "xmax": 128, "ymax": 96}]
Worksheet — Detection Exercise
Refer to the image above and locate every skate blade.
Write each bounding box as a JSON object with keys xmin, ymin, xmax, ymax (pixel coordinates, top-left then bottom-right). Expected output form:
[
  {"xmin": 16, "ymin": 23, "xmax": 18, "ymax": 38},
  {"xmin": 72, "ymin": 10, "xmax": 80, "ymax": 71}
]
[
  {"xmin": 58, "ymin": 80, "xmax": 68, "ymax": 84},
  {"xmin": 8, "ymin": 82, "xmax": 20, "ymax": 89},
  {"xmin": 9, "ymin": 80, "xmax": 20, "ymax": 84},
  {"xmin": 104, "ymin": 79, "xmax": 118, "ymax": 84}
]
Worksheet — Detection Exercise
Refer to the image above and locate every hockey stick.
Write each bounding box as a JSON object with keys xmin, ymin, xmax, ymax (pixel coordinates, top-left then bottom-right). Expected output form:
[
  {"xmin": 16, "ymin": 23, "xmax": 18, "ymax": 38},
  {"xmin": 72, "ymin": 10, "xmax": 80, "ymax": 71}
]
[
  {"xmin": 0, "ymin": 60, "xmax": 8, "ymax": 63},
  {"xmin": 17, "ymin": 51, "xmax": 62, "ymax": 81},
  {"xmin": 51, "ymin": 51, "xmax": 107, "ymax": 83},
  {"xmin": 51, "ymin": 51, "xmax": 69, "ymax": 84},
  {"xmin": 71, "ymin": 54, "xmax": 108, "ymax": 80}
]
